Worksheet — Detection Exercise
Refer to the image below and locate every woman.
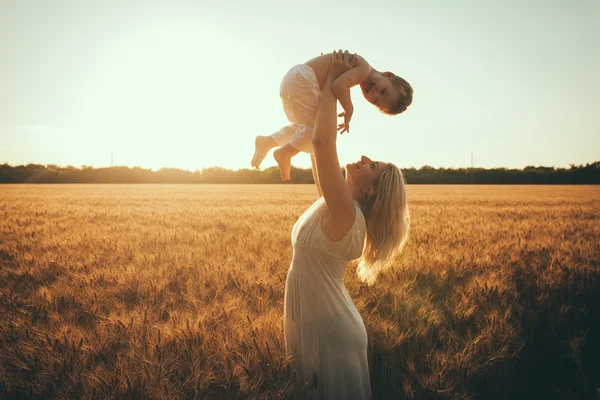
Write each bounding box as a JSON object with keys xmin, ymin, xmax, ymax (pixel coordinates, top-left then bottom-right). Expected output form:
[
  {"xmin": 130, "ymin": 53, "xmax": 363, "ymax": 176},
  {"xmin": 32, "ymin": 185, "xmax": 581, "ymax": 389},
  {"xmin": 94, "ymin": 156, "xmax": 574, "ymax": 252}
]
[{"xmin": 284, "ymin": 50, "xmax": 410, "ymax": 399}]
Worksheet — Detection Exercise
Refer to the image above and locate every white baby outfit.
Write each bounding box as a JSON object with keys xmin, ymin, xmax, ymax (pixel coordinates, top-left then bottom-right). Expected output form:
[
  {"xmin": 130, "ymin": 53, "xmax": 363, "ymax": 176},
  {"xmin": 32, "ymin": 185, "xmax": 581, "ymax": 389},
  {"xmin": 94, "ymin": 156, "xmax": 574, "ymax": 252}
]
[
  {"xmin": 271, "ymin": 64, "xmax": 322, "ymax": 154},
  {"xmin": 284, "ymin": 196, "xmax": 371, "ymax": 399}
]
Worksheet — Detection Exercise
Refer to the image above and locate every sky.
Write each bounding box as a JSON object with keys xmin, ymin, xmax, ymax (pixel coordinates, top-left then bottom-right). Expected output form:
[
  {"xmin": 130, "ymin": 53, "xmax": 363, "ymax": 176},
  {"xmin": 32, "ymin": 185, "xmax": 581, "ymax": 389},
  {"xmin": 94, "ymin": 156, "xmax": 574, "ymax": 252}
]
[{"xmin": 1, "ymin": 0, "xmax": 599, "ymax": 171}]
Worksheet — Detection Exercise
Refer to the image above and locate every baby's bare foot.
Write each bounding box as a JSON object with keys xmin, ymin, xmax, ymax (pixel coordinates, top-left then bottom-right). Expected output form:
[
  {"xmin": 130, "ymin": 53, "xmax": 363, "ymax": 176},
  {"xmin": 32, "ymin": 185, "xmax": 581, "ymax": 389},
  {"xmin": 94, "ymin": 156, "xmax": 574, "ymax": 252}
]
[
  {"xmin": 251, "ymin": 136, "xmax": 276, "ymax": 169},
  {"xmin": 273, "ymin": 148, "xmax": 292, "ymax": 181}
]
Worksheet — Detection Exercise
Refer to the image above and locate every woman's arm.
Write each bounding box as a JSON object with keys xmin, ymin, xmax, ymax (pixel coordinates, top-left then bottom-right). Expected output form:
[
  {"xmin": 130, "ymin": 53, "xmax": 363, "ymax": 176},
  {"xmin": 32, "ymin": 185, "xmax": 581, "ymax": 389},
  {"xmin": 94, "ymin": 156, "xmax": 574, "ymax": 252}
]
[
  {"xmin": 310, "ymin": 154, "xmax": 323, "ymax": 197},
  {"xmin": 312, "ymin": 51, "xmax": 357, "ymax": 231}
]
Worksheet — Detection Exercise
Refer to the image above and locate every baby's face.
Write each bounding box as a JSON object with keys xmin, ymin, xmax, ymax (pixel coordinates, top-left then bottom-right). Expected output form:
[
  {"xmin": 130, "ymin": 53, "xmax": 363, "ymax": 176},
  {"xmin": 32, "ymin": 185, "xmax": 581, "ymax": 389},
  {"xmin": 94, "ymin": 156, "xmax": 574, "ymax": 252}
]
[{"xmin": 359, "ymin": 73, "xmax": 399, "ymax": 114}]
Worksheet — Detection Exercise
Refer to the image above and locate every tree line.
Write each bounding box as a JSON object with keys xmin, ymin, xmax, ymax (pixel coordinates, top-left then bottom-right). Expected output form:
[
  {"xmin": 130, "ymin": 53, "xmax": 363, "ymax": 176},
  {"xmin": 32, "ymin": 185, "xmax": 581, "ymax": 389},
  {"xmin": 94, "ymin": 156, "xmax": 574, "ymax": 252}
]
[{"xmin": 0, "ymin": 162, "xmax": 598, "ymax": 184}]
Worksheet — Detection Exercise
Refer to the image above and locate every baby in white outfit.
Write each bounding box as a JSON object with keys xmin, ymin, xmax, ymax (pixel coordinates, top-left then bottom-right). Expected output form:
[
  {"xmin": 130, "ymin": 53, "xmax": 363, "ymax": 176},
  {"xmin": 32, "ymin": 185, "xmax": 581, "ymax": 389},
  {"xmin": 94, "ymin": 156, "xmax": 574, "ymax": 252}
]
[{"xmin": 251, "ymin": 50, "xmax": 413, "ymax": 181}]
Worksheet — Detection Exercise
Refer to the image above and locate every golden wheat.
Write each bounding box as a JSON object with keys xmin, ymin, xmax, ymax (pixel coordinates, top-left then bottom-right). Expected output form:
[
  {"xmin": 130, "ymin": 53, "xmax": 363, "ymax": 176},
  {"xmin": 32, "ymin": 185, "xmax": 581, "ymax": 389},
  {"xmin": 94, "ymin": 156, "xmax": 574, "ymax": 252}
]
[{"xmin": 0, "ymin": 184, "xmax": 599, "ymax": 399}]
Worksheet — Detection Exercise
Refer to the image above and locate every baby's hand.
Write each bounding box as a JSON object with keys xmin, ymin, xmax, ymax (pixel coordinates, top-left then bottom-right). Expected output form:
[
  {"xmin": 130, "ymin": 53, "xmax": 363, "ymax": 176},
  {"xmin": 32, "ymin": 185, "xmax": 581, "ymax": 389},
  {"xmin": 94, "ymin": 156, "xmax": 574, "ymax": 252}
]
[
  {"xmin": 328, "ymin": 49, "xmax": 357, "ymax": 80},
  {"xmin": 337, "ymin": 108, "xmax": 353, "ymax": 134}
]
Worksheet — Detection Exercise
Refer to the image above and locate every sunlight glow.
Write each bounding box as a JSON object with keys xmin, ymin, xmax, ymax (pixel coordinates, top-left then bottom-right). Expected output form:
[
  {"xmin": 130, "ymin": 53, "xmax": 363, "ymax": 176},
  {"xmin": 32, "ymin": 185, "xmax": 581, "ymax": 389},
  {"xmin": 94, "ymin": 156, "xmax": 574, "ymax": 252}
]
[{"xmin": 1, "ymin": 1, "xmax": 599, "ymax": 170}]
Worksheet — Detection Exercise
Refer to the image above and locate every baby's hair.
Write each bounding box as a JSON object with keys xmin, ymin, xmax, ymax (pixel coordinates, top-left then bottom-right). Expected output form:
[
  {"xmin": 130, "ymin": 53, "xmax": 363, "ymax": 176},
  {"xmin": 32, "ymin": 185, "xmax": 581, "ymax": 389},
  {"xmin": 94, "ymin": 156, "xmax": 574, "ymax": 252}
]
[{"xmin": 386, "ymin": 75, "xmax": 413, "ymax": 115}]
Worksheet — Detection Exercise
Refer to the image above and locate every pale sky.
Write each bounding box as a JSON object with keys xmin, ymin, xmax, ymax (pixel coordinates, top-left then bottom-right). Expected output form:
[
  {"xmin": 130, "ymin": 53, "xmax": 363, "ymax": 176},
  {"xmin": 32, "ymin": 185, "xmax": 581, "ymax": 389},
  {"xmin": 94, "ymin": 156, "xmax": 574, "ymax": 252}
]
[{"xmin": 1, "ymin": 0, "xmax": 599, "ymax": 171}]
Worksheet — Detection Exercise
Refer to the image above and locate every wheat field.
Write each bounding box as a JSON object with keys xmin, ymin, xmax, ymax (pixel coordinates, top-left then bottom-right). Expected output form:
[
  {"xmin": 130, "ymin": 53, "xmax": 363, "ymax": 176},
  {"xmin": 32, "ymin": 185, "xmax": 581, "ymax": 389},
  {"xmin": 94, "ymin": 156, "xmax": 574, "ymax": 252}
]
[{"xmin": 0, "ymin": 184, "xmax": 599, "ymax": 399}]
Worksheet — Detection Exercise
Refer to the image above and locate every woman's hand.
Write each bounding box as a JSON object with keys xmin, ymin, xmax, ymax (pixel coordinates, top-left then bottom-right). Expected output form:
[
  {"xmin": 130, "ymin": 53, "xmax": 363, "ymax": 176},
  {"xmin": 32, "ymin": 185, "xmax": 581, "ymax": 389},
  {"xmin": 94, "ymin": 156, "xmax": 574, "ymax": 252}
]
[{"xmin": 327, "ymin": 49, "xmax": 358, "ymax": 81}]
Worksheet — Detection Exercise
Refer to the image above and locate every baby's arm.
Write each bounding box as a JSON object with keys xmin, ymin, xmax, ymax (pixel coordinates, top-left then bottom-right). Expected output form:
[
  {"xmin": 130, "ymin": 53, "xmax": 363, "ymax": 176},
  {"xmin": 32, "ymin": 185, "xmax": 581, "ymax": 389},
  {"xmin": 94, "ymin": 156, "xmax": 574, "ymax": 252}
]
[{"xmin": 332, "ymin": 54, "xmax": 371, "ymax": 133}]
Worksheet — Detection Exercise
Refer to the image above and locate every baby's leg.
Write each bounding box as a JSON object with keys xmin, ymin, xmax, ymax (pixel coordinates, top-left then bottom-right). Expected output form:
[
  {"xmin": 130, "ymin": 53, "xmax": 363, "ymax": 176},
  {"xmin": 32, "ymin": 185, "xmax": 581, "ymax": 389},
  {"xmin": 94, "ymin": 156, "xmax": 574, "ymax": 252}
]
[
  {"xmin": 251, "ymin": 136, "xmax": 277, "ymax": 169},
  {"xmin": 273, "ymin": 143, "xmax": 300, "ymax": 181},
  {"xmin": 272, "ymin": 124, "xmax": 313, "ymax": 181},
  {"xmin": 251, "ymin": 124, "xmax": 300, "ymax": 169}
]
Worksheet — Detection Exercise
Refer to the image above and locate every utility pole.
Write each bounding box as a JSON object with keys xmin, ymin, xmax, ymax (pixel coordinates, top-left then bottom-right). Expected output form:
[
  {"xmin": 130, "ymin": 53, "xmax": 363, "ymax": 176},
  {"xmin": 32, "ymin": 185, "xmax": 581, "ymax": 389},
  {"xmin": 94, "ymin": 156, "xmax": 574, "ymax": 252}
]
[
  {"xmin": 470, "ymin": 152, "xmax": 474, "ymax": 184},
  {"xmin": 111, "ymin": 150, "xmax": 114, "ymax": 167}
]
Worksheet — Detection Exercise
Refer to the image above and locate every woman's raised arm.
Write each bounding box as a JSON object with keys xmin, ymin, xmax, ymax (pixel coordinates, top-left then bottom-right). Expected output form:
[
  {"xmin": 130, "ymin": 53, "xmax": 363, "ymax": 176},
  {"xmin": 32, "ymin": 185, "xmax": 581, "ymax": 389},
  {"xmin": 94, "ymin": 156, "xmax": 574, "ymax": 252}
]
[
  {"xmin": 312, "ymin": 51, "xmax": 357, "ymax": 227},
  {"xmin": 310, "ymin": 154, "xmax": 323, "ymax": 198}
]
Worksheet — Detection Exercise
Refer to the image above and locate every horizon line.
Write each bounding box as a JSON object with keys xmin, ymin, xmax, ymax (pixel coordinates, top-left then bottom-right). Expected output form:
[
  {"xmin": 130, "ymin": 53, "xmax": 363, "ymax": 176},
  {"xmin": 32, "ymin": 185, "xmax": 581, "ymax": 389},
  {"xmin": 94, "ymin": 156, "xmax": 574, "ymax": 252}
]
[{"xmin": 2, "ymin": 160, "xmax": 599, "ymax": 172}]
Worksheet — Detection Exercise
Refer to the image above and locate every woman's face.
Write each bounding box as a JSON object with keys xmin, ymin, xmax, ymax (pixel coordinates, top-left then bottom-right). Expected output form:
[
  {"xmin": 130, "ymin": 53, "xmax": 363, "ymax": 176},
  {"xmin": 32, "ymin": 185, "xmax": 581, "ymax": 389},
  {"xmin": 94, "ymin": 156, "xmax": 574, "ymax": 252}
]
[{"xmin": 345, "ymin": 155, "xmax": 387, "ymax": 185}]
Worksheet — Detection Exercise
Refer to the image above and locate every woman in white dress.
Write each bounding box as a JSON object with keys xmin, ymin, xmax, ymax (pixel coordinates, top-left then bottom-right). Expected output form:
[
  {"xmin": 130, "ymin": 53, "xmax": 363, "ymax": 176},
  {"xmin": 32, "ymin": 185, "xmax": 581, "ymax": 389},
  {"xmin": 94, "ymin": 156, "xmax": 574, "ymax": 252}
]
[{"xmin": 284, "ymin": 50, "xmax": 411, "ymax": 399}]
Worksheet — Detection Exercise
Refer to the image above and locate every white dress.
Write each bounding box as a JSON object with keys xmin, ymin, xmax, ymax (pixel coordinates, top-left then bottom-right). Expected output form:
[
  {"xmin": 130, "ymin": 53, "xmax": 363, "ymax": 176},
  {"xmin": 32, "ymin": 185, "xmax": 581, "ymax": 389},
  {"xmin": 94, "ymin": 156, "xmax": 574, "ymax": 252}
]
[{"xmin": 284, "ymin": 196, "xmax": 371, "ymax": 399}]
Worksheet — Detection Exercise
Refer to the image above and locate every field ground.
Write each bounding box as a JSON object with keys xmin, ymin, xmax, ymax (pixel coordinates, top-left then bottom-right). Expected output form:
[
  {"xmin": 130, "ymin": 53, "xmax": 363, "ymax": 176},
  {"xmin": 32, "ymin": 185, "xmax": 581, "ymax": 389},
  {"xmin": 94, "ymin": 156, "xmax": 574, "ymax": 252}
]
[{"xmin": 1, "ymin": 184, "xmax": 599, "ymax": 399}]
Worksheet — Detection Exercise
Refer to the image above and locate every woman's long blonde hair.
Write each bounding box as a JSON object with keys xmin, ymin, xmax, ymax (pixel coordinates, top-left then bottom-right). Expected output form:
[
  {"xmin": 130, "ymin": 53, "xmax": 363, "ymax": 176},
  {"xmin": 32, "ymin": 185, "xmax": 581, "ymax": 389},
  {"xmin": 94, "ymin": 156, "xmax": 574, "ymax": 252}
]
[{"xmin": 356, "ymin": 163, "xmax": 410, "ymax": 285}]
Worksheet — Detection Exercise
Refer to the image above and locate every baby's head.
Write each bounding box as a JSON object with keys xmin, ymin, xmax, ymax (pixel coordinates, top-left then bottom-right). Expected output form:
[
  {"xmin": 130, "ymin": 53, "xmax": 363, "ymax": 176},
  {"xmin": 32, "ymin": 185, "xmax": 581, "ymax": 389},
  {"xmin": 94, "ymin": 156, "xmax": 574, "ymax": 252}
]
[{"xmin": 359, "ymin": 71, "xmax": 413, "ymax": 115}]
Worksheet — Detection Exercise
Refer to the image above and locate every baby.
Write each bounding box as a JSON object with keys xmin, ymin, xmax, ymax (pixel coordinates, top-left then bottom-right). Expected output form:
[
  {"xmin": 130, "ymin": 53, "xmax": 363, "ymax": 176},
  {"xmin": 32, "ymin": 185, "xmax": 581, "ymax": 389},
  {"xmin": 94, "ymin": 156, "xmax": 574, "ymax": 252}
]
[{"xmin": 251, "ymin": 50, "xmax": 413, "ymax": 181}]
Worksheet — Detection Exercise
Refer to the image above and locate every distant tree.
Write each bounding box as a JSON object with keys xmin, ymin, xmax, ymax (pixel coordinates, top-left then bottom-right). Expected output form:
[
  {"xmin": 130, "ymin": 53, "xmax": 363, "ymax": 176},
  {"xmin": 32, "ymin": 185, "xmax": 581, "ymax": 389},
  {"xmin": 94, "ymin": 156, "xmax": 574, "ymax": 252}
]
[{"xmin": 0, "ymin": 162, "xmax": 598, "ymax": 184}]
